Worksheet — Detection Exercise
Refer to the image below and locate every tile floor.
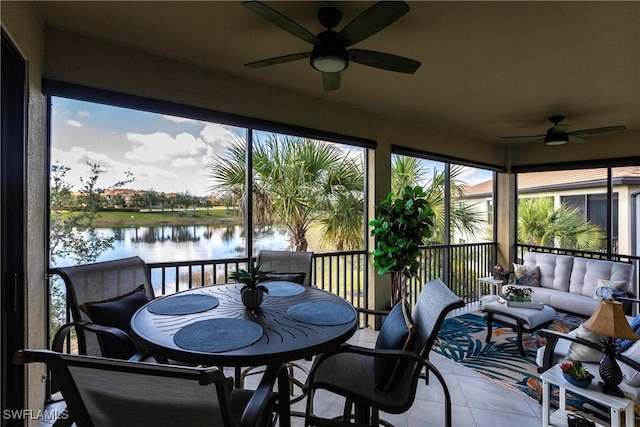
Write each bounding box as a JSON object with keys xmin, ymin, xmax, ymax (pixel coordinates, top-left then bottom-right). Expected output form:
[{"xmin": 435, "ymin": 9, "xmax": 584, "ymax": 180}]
[{"xmin": 40, "ymin": 305, "xmax": 546, "ymax": 427}]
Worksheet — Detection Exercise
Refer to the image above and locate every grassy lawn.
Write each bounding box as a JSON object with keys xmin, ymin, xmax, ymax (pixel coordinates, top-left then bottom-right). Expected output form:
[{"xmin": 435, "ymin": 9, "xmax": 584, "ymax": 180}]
[{"xmin": 89, "ymin": 206, "xmax": 241, "ymax": 226}]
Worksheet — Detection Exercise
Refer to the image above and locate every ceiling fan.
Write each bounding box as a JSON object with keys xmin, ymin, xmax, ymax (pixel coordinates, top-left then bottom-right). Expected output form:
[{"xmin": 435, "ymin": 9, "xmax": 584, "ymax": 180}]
[
  {"xmin": 501, "ymin": 115, "xmax": 627, "ymax": 146},
  {"xmin": 242, "ymin": 0, "xmax": 421, "ymax": 91}
]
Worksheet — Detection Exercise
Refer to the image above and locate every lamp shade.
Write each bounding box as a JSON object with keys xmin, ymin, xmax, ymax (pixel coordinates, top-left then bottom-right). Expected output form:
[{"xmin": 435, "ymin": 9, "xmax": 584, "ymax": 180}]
[{"xmin": 583, "ymin": 300, "xmax": 639, "ymax": 340}]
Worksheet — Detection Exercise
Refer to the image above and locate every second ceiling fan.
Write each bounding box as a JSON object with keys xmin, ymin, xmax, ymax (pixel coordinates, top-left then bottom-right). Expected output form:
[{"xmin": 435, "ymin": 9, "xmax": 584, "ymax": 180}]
[
  {"xmin": 502, "ymin": 115, "xmax": 627, "ymax": 146},
  {"xmin": 242, "ymin": 1, "xmax": 421, "ymax": 91}
]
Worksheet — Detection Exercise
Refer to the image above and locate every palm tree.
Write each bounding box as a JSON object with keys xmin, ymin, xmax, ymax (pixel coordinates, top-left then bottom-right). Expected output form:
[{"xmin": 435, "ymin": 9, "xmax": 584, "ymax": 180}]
[
  {"xmin": 209, "ymin": 134, "xmax": 364, "ymax": 252},
  {"xmin": 391, "ymin": 155, "xmax": 427, "ymax": 196},
  {"xmin": 518, "ymin": 197, "xmax": 605, "ymax": 250},
  {"xmin": 391, "ymin": 155, "xmax": 484, "ymax": 243}
]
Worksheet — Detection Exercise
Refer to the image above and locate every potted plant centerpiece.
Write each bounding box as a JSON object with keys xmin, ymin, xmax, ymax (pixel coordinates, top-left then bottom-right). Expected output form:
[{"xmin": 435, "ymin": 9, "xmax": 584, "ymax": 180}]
[
  {"xmin": 503, "ymin": 286, "xmax": 534, "ymax": 302},
  {"xmin": 369, "ymin": 185, "xmax": 435, "ymax": 307},
  {"xmin": 228, "ymin": 262, "xmax": 270, "ymax": 310}
]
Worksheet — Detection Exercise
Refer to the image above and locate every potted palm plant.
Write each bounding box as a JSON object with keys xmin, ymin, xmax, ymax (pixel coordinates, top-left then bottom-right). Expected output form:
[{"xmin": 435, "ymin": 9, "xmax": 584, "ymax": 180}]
[
  {"xmin": 228, "ymin": 262, "xmax": 270, "ymax": 309},
  {"xmin": 369, "ymin": 185, "xmax": 435, "ymax": 306}
]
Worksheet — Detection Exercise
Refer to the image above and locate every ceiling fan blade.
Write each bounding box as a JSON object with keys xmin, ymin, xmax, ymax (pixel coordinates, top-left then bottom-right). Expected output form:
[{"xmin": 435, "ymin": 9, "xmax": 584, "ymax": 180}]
[
  {"xmin": 516, "ymin": 138, "xmax": 545, "ymax": 146},
  {"xmin": 570, "ymin": 125, "xmax": 627, "ymax": 136},
  {"xmin": 337, "ymin": 1, "xmax": 410, "ymax": 47},
  {"xmin": 500, "ymin": 135, "xmax": 545, "ymax": 139},
  {"xmin": 322, "ymin": 72, "xmax": 341, "ymax": 91},
  {"xmin": 568, "ymin": 135, "xmax": 590, "ymax": 144},
  {"xmin": 243, "ymin": 1, "xmax": 318, "ymax": 45},
  {"xmin": 244, "ymin": 52, "xmax": 311, "ymax": 69},
  {"xmin": 348, "ymin": 49, "xmax": 420, "ymax": 74}
]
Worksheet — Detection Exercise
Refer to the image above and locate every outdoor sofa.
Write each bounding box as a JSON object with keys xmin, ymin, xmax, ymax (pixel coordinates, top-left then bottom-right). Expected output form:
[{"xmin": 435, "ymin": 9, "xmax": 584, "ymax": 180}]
[{"xmin": 503, "ymin": 251, "xmax": 635, "ymax": 317}]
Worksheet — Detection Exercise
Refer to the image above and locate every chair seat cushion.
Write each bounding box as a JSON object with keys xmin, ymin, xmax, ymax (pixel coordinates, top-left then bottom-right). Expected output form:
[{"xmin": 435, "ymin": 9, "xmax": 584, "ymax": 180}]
[
  {"xmin": 373, "ymin": 301, "xmax": 414, "ymax": 391},
  {"xmin": 80, "ymin": 284, "xmax": 150, "ymax": 336}
]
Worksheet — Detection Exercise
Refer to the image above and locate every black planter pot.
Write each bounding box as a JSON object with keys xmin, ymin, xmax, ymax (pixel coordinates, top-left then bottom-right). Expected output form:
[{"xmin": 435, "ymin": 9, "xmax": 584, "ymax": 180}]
[{"xmin": 241, "ymin": 288, "xmax": 264, "ymax": 310}]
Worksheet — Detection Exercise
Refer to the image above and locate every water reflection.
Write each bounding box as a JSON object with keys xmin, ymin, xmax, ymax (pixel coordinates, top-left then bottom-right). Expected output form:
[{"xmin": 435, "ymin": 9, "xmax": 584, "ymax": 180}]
[{"xmin": 53, "ymin": 224, "xmax": 291, "ymax": 266}]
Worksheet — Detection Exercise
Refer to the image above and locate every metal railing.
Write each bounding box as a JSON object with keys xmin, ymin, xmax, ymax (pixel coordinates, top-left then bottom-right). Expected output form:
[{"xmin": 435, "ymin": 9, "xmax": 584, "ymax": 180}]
[{"xmin": 47, "ymin": 243, "xmax": 500, "ymax": 340}]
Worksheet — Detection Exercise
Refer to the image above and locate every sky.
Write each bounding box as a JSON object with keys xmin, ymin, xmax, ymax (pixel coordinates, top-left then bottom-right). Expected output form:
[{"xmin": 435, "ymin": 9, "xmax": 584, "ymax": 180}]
[
  {"xmin": 51, "ymin": 97, "xmax": 492, "ymax": 198},
  {"xmin": 52, "ymin": 97, "xmax": 242, "ymax": 197}
]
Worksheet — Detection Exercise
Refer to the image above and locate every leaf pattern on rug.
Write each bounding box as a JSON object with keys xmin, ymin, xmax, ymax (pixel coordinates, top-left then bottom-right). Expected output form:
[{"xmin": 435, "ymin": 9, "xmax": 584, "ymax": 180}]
[{"xmin": 433, "ymin": 312, "xmax": 614, "ymax": 424}]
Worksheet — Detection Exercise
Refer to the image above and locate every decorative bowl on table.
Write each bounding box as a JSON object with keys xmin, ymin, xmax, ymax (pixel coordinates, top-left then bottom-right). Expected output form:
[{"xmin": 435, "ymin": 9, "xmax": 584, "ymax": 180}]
[
  {"xmin": 562, "ymin": 373, "xmax": 592, "ymax": 388},
  {"xmin": 560, "ymin": 361, "xmax": 593, "ymax": 388}
]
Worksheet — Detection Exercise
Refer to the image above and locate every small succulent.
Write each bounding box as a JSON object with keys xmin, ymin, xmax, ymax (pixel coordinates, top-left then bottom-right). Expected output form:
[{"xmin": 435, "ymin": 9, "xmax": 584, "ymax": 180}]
[
  {"xmin": 560, "ymin": 361, "xmax": 594, "ymax": 381},
  {"xmin": 228, "ymin": 262, "xmax": 270, "ymax": 293}
]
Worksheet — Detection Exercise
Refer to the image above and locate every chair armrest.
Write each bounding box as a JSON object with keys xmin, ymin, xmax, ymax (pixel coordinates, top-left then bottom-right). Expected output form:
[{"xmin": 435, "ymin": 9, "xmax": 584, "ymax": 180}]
[
  {"xmin": 52, "ymin": 321, "xmax": 140, "ymax": 360},
  {"xmin": 536, "ymin": 329, "xmax": 603, "ymax": 373},
  {"xmin": 309, "ymin": 344, "xmax": 444, "ymax": 390},
  {"xmin": 307, "ymin": 345, "xmax": 454, "ymax": 427},
  {"xmin": 238, "ymin": 364, "xmax": 283, "ymax": 427}
]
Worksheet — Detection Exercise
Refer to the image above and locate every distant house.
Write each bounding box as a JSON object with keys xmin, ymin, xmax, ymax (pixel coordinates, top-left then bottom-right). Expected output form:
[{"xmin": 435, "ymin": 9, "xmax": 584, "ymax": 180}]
[
  {"xmin": 460, "ymin": 167, "xmax": 640, "ymax": 254},
  {"xmin": 102, "ymin": 188, "xmax": 143, "ymax": 204}
]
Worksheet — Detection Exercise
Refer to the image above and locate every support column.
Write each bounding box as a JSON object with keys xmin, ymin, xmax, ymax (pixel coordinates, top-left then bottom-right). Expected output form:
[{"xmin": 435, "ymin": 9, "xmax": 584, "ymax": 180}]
[
  {"xmin": 367, "ymin": 145, "xmax": 392, "ymax": 324},
  {"xmin": 496, "ymin": 172, "xmax": 517, "ymax": 267}
]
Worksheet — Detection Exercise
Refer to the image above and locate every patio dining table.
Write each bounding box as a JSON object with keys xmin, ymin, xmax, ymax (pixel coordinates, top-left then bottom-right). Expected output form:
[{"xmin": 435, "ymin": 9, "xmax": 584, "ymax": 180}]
[{"xmin": 130, "ymin": 281, "xmax": 358, "ymax": 426}]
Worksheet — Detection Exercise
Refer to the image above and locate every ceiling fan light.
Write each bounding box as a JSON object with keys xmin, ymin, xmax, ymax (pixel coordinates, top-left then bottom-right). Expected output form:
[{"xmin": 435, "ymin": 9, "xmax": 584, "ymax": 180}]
[
  {"xmin": 312, "ymin": 55, "xmax": 348, "ymax": 73},
  {"xmin": 545, "ymin": 139, "xmax": 567, "ymax": 146}
]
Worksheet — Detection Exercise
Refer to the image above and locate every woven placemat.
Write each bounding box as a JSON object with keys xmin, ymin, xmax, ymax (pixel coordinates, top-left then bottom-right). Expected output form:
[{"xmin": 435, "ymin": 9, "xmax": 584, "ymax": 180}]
[
  {"xmin": 173, "ymin": 318, "xmax": 263, "ymax": 353},
  {"xmin": 264, "ymin": 281, "xmax": 305, "ymax": 297},
  {"xmin": 147, "ymin": 294, "xmax": 219, "ymax": 315},
  {"xmin": 287, "ymin": 302, "xmax": 355, "ymax": 325}
]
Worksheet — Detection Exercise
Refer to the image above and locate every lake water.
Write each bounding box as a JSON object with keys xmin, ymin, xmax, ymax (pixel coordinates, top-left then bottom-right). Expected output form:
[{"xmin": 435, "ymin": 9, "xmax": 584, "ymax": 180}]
[{"xmin": 52, "ymin": 224, "xmax": 292, "ymax": 266}]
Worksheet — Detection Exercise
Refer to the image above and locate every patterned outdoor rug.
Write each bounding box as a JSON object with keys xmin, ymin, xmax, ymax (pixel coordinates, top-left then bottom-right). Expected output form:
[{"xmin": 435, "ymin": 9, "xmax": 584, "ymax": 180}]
[{"xmin": 432, "ymin": 311, "xmax": 615, "ymax": 424}]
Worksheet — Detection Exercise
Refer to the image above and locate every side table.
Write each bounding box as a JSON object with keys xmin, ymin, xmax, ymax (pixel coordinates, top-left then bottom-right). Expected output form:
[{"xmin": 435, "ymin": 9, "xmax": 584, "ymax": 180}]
[
  {"xmin": 477, "ymin": 276, "xmax": 503, "ymax": 302},
  {"xmin": 540, "ymin": 364, "xmax": 635, "ymax": 427}
]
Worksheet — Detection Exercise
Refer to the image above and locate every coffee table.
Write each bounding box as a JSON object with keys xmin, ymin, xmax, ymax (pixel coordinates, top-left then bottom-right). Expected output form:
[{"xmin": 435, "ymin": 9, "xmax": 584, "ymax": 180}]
[{"xmin": 482, "ymin": 300, "xmax": 556, "ymax": 356}]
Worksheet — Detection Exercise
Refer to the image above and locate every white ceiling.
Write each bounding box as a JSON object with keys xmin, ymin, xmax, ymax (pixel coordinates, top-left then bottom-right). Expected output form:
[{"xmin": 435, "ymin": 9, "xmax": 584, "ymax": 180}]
[{"xmin": 34, "ymin": 1, "xmax": 640, "ymax": 146}]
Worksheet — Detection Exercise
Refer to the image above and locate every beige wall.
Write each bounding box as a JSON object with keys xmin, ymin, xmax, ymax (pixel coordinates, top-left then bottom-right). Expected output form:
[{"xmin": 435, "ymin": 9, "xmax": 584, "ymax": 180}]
[{"xmin": 2, "ymin": 2, "xmax": 48, "ymax": 425}]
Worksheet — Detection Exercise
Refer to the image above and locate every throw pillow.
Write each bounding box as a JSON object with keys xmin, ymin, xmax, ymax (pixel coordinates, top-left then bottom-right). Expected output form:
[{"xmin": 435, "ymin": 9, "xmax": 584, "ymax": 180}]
[
  {"xmin": 512, "ymin": 263, "xmax": 540, "ymax": 287},
  {"xmin": 616, "ymin": 313, "xmax": 640, "ymax": 352},
  {"xmin": 596, "ymin": 278, "xmax": 627, "ymax": 292},
  {"xmin": 567, "ymin": 324, "xmax": 606, "ymax": 363},
  {"xmin": 620, "ymin": 340, "xmax": 640, "ymax": 387},
  {"xmin": 264, "ymin": 272, "xmax": 306, "ymax": 285},
  {"xmin": 79, "ymin": 284, "xmax": 150, "ymax": 358},
  {"xmin": 373, "ymin": 300, "xmax": 414, "ymax": 392}
]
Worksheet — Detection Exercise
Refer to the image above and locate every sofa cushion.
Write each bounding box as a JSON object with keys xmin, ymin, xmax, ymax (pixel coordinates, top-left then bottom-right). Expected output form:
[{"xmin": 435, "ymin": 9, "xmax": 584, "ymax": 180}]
[
  {"xmin": 549, "ymin": 292, "xmax": 600, "ymax": 317},
  {"xmin": 523, "ymin": 252, "xmax": 572, "ymax": 291},
  {"xmin": 567, "ymin": 324, "xmax": 605, "ymax": 363},
  {"xmin": 513, "ymin": 264, "xmax": 540, "ymax": 287},
  {"xmin": 570, "ymin": 258, "xmax": 634, "ymax": 298}
]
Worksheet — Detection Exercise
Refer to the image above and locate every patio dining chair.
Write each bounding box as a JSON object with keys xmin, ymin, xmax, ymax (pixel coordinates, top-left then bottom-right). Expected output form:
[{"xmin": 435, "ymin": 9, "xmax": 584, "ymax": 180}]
[
  {"xmin": 239, "ymin": 250, "xmax": 314, "ymax": 404},
  {"xmin": 257, "ymin": 249, "xmax": 314, "ymax": 286},
  {"xmin": 51, "ymin": 256, "xmax": 156, "ymax": 361},
  {"xmin": 14, "ymin": 349, "xmax": 287, "ymax": 427},
  {"xmin": 304, "ymin": 278, "xmax": 465, "ymax": 427}
]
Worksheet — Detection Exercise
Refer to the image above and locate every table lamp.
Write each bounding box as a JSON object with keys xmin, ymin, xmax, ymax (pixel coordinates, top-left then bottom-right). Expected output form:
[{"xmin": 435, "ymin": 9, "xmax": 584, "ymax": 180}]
[{"xmin": 583, "ymin": 300, "xmax": 639, "ymax": 397}]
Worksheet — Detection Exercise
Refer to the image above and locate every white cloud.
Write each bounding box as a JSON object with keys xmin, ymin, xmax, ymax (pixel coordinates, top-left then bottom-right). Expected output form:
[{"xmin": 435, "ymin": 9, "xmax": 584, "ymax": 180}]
[
  {"xmin": 172, "ymin": 158, "xmax": 198, "ymax": 167},
  {"xmin": 162, "ymin": 115, "xmax": 198, "ymax": 123},
  {"xmin": 66, "ymin": 119, "xmax": 82, "ymax": 128},
  {"xmin": 78, "ymin": 110, "xmax": 91, "ymax": 117},
  {"xmin": 125, "ymin": 132, "xmax": 211, "ymax": 163}
]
